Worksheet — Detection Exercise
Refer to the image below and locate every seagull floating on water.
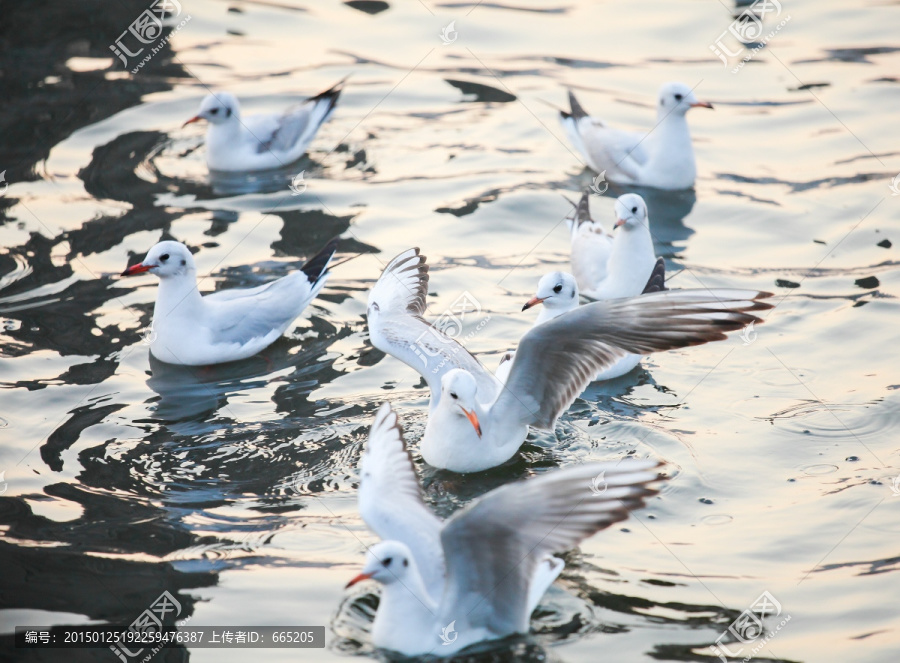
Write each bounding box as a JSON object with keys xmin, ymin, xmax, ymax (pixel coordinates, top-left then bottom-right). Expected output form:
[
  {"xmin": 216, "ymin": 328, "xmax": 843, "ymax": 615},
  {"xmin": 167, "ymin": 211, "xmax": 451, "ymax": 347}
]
[
  {"xmin": 183, "ymin": 79, "xmax": 345, "ymax": 171},
  {"xmin": 366, "ymin": 248, "xmax": 771, "ymax": 472},
  {"xmin": 560, "ymin": 82, "xmax": 713, "ymax": 190},
  {"xmin": 121, "ymin": 238, "xmax": 338, "ymax": 366},
  {"xmin": 347, "ymin": 402, "xmax": 663, "ymax": 657}
]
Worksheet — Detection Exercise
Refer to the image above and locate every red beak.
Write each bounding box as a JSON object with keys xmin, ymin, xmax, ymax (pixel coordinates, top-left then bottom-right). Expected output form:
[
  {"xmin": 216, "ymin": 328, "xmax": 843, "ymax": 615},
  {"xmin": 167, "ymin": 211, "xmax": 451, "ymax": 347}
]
[
  {"xmin": 121, "ymin": 263, "xmax": 153, "ymax": 277},
  {"xmin": 462, "ymin": 407, "xmax": 482, "ymax": 438},
  {"xmin": 614, "ymin": 218, "xmax": 626, "ymax": 228},
  {"xmin": 522, "ymin": 296, "xmax": 544, "ymax": 311},
  {"xmin": 345, "ymin": 572, "xmax": 373, "ymax": 589},
  {"xmin": 690, "ymin": 101, "xmax": 714, "ymax": 109},
  {"xmin": 182, "ymin": 115, "xmax": 202, "ymax": 128}
]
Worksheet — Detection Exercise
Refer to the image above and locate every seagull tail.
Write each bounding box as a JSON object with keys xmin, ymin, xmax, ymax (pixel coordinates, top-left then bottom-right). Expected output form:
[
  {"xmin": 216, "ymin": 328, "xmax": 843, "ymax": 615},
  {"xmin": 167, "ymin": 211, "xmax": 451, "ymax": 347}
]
[
  {"xmin": 300, "ymin": 237, "xmax": 340, "ymax": 287},
  {"xmin": 561, "ymin": 89, "xmax": 589, "ymax": 121},
  {"xmin": 641, "ymin": 257, "xmax": 667, "ymax": 294}
]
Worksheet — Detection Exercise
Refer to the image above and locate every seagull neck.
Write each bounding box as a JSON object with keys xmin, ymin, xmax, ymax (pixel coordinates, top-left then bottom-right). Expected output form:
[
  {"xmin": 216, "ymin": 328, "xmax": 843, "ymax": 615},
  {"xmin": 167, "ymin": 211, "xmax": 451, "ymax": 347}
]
[
  {"xmin": 536, "ymin": 303, "xmax": 573, "ymax": 325},
  {"xmin": 154, "ymin": 274, "xmax": 203, "ymax": 319},
  {"xmin": 649, "ymin": 111, "xmax": 692, "ymax": 157},
  {"xmin": 372, "ymin": 574, "xmax": 438, "ymax": 654}
]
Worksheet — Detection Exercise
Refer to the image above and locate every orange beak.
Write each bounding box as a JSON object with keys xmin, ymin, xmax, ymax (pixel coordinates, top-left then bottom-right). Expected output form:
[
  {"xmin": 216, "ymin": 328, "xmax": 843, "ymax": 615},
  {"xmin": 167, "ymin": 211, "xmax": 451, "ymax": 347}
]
[
  {"xmin": 614, "ymin": 218, "xmax": 626, "ymax": 228},
  {"xmin": 182, "ymin": 115, "xmax": 202, "ymax": 128},
  {"xmin": 522, "ymin": 296, "xmax": 544, "ymax": 311},
  {"xmin": 690, "ymin": 101, "xmax": 714, "ymax": 109},
  {"xmin": 121, "ymin": 263, "xmax": 153, "ymax": 276},
  {"xmin": 345, "ymin": 572, "xmax": 373, "ymax": 589},
  {"xmin": 462, "ymin": 407, "xmax": 482, "ymax": 437}
]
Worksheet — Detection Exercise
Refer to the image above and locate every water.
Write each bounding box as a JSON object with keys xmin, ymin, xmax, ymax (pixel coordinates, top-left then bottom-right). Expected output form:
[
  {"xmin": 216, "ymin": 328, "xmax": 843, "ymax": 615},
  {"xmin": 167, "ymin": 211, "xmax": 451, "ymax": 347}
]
[{"xmin": 1, "ymin": 0, "xmax": 898, "ymax": 661}]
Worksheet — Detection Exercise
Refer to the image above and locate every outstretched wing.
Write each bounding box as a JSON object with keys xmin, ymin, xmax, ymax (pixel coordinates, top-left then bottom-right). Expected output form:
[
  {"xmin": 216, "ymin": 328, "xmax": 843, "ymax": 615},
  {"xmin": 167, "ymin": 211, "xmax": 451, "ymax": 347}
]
[
  {"xmin": 358, "ymin": 403, "xmax": 444, "ymax": 600},
  {"xmin": 366, "ymin": 248, "xmax": 499, "ymax": 408},
  {"xmin": 439, "ymin": 460, "xmax": 662, "ymax": 636},
  {"xmin": 492, "ymin": 288, "xmax": 773, "ymax": 429}
]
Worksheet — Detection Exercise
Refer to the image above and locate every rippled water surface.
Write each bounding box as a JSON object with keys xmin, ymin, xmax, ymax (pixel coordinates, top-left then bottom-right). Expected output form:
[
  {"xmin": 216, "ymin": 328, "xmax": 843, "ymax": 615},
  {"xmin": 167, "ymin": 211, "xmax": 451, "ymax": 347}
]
[{"xmin": 1, "ymin": 0, "xmax": 899, "ymax": 661}]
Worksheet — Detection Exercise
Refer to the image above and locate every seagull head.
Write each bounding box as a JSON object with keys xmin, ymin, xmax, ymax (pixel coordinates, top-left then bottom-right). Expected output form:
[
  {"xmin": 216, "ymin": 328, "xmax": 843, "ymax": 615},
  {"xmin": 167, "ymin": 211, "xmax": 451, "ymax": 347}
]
[
  {"xmin": 658, "ymin": 82, "xmax": 713, "ymax": 116},
  {"xmin": 121, "ymin": 241, "xmax": 196, "ymax": 279},
  {"xmin": 523, "ymin": 271, "xmax": 578, "ymax": 314},
  {"xmin": 441, "ymin": 369, "xmax": 481, "ymax": 437},
  {"xmin": 183, "ymin": 92, "xmax": 240, "ymax": 128},
  {"xmin": 346, "ymin": 541, "xmax": 415, "ymax": 588},
  {"xmin": 613, "ymin": 193, "xmax": 649, "ymax": 230}
]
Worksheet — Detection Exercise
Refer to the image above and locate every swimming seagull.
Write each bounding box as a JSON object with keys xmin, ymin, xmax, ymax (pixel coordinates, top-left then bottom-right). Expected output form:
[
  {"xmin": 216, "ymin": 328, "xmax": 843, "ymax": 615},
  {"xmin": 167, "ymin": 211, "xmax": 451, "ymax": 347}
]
[
  {"xmin": 183, "ymin": 78, "xmax": 346, "ymax": 171},
  {"xmin": 121, "ymin": 238, "xmax": 338, "ymax": 366},
  {"xmin": 567, "ymin": 192, "xmax": 658, "ymax": 301},
  {"xmin": 348, "ymin": 402, "xmax": 663, "ymax": 657},
  {"xmin": 367, "ymin": 248, "xmax": 771, "ymax": 472},
  {"xmin": 560, "ymin": 82, "xmax": 713, "ymax": 190}
]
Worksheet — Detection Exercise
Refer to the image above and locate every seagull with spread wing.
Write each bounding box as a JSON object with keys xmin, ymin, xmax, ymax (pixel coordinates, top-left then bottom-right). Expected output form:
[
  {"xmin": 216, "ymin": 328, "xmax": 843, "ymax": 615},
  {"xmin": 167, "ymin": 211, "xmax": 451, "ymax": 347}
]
[
  {"xmin": 347, "ymin": 402, "xmax": 663, "ymax": 657},
  {"xmin": 366, "ymin": 248, "xmax": 771, "ymax": 473}
]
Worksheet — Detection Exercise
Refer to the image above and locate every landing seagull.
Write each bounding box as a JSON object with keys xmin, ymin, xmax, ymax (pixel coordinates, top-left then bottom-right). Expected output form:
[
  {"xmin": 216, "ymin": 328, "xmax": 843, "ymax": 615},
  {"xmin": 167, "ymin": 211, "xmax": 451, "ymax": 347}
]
[
  {"xmin": 560, "ymin": 82, "xmax": 713, "ymax": 190},
  {"xmin": 183, "ymin": 78, "xmax": 346, "ymax": 171},
  {"xmin": 121, "ymin": 238, "xmax": 338, "ymax": 365},
  {"xmin": 347, "ymin": 402, "xmax": 663, "ymax": 657},
  {"xmin": 367, "ymin": 248, "xmax": 771, "ymax": 473}
]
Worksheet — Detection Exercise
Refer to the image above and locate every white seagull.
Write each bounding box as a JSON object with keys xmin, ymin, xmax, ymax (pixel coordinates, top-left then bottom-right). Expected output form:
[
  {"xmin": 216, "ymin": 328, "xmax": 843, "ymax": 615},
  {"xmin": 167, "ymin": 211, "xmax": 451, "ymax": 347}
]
[
  {"xmin": 121, "ymin": 238, "xmax": 338, "ymax": 366},
  {"xmin": 560, "ymin": 82, "xmax": 713, "ymax": 190},
  {"xmin": 367, "ymin": 248, "xmax": 771, "ymax": 473},
  {"xmin": 567, "ymin": 192, "xmax": 658, "ymax": 301},
  {"xmin": 347, "ymin": 402, "xmax": 663, "ymax": 657},
  {"xmin": 183, "ymin": 78, "xmax": 346, "ymax": 171}
]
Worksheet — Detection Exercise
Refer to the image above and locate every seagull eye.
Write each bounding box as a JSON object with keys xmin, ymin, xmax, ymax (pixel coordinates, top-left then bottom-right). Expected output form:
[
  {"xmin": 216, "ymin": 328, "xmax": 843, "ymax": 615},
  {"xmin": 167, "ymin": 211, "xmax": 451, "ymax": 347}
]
[
  {"xmin": 450, "ymin": 392, "xmax": 458, "ymax": 399},
  {"xmin": 160, "ymin": 253, "xmax": 170, "ymax": 261},
  {"xmin": 674, "ymin": 93, "xmax": 683, "ymax": 101},
  {"xmin": 381, "ymin": 557, "xmax": 392, "ymax": 567},
  {"xmin": 210, "ymin": 108, "xmax": 219, "ymax": 115},
  {"xmin": 631, "ymin": 206, "xmax": 638, "ymax": 214},
  {"xmin": 552, "ymin": 284, "xmax": 562, "ymax": 294}
]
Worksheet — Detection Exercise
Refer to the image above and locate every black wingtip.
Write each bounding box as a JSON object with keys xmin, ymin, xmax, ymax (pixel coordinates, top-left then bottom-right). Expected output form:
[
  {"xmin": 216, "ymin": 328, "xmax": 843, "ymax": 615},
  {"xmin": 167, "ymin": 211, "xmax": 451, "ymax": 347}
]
[
  {"xmin": 641, "ymin": 257, "xmax": 667, "ymax": 294},
  {"xmin": 308, "ymin": 77, "xmax": 347, "ymax": 115},
  {"xmin": 301, "ymin": 237, "xmax": 340, "ymax": 284}
]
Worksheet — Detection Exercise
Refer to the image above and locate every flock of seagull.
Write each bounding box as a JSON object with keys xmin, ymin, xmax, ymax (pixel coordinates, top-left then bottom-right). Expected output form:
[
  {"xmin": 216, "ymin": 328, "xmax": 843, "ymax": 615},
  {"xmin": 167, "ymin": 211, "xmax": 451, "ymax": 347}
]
[{"xmin": 119, "ymin": 79, "xmax": 771, "ymax": 656}]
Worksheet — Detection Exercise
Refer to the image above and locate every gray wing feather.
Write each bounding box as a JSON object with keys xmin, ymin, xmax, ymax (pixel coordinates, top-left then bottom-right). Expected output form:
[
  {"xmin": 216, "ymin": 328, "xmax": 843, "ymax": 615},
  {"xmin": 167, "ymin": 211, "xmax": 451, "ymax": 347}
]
[
  {"xmin": 494, "ymin": 288, "xmax": 773, "ymax": 429},
  {"xmin": 439, "ymin": 460, "xmax": 662, "ymax": 636}
]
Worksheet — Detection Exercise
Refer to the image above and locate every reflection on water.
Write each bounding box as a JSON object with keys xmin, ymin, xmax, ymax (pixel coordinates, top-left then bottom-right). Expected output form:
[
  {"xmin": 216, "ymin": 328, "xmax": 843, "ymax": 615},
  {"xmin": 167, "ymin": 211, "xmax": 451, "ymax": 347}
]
[{"xmin": 1, "ymin": 0, "xmax": 899, "ymax": 661}]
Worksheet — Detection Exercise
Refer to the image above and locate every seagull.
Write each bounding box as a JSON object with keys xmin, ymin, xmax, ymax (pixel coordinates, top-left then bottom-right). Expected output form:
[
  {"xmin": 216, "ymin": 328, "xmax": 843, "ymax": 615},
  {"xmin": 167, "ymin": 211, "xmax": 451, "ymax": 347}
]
[
  {"xmin": 567, "ymin": 192, "xmax": 658, "ymax": 301},
  {"xmin": 347, "ymin": 402, "xmax": 663, "ymax": 657},
  {"xmin": 183, "ymin": 78, "xmax": 346, "ymax": 171},
  {"xmin": 121, "ymin": 238, "xmax": 338, "ymax": 366},
  {"xmin": 560, "ymin": 82, "xmax": 713, "ymax": 190},
  {"xmin": 367, "ymin": 248, "xmax": 771, "ymax": 472}
]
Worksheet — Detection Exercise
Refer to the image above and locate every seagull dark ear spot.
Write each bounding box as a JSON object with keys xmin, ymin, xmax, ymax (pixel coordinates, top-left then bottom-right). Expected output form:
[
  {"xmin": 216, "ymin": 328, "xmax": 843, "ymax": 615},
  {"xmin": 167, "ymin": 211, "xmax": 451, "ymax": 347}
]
[
  {"xmin": 181, "ymin": 259, "xmax": 187, "ymax": 266},
  {"xmin": 225, "ymin": 107, "xmax": 232, "ymax": 118},
  {"xmin": 402, "ymin": 558, "xmax": 408, "ymax": 568}
]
